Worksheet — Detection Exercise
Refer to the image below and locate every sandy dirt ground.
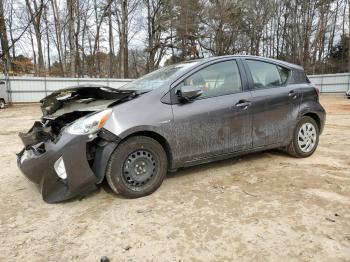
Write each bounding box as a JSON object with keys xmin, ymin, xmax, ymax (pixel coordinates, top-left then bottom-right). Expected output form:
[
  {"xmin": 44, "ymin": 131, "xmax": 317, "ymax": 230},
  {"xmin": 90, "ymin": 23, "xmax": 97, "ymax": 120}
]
[{"xmin": 0, "ymin": 95, "xmax": 349, "ymax": 262}]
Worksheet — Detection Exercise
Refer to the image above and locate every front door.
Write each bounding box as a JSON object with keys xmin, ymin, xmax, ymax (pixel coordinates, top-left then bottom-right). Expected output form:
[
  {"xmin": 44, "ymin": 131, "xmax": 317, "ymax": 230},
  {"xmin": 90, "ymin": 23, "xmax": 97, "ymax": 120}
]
[{"xmin": 170, "ymin": 59, "xmax": 253, "ymax": 165}]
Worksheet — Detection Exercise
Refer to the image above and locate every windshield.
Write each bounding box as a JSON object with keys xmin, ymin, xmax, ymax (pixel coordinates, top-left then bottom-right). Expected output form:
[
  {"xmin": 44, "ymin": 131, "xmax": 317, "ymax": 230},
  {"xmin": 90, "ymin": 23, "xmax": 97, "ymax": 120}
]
[{"xmin": 120, "ymin": 61, "xmax": 199, "ymax": 91}]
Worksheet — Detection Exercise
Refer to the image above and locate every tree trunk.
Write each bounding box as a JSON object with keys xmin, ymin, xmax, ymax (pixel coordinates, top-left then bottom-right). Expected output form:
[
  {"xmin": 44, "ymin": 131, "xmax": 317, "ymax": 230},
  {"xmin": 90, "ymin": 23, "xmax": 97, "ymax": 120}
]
[
  {"xmin": 348, "ymin": 0, "xmax": 350, "ymax": 74},
  {"xmin": 120, "ymin": 0, "xmax": 129, "ymax": 78},
  {"xmin": 44, "ymin": 6, "xmax": 51, "ymax": 75},
  {"xmin": 8, "ymin": 0, "xmax": 15, "ymax": 59},
  {"xmin": 51, "ymin": 0, "xmax": 65, "ymax": 76},
  {"xmin": 0, "ymin": 0, "xmax": 11, "ymax": 74},
  {"xmin": 81, "ymin": 19, "xmax": 88, "ymax": 77},
  {"xmin": 74, "ymin": 0, "xmax": 81, "ymax": 77},
  {"xmin": 67, "ymin": 0, "xmax": 76, "ymax": 77},
  {"xmin": 29, "ymin": 26, "xmax": 37, "ymax": 73},
  {"xmin": 108, "ymin": 3, "xmax": 114, "ymax": 78},
  {"xmin": 25, "ymin": 0, "xmax": 45, "ymax": 75}
]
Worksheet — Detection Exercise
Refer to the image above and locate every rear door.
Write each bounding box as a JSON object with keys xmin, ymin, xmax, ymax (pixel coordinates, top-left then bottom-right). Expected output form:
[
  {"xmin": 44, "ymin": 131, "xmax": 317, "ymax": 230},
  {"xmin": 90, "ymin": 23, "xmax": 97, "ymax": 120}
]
[
  {"xmin": 243, "ymin": 59, "xmax": 301, "ymax": 148},
  {"xmin": 170, "ymin": 59, "xmax": 253, "ymax": 165}
]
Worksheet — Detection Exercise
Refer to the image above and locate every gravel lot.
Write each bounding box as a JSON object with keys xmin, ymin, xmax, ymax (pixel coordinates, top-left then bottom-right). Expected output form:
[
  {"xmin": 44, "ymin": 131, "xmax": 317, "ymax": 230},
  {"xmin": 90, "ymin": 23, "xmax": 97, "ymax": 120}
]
[{"xmin": 0, "ymin": 95, "xmax": 349, "ymax": 261}]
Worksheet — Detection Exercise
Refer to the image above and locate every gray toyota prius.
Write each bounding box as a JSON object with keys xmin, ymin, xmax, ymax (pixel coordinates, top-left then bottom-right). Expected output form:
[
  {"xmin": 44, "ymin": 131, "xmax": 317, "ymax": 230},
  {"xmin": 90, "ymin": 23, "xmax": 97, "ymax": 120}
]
[{"xmin": 18, "ymin": 55, "xmax": 326, "ymax": 203}]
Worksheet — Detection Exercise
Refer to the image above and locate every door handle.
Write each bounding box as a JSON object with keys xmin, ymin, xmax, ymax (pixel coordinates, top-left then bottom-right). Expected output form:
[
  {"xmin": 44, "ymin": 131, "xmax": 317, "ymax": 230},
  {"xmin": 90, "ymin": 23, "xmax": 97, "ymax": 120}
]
[
  {"xmin": 288, "ymin": 90, "xmax": 297, "ymax": 99},
  {"xmin": 235, "ymin": 100, "xmax": 251, "ymax": 110}
]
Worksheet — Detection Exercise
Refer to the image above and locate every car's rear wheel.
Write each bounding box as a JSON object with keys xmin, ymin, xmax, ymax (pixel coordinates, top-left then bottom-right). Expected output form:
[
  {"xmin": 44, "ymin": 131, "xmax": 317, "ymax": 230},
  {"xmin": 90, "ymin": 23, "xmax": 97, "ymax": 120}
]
[
  {"xmin": 106, "ymin": 136, "xmax": 168, "ymax": 198},
  {"xmin": 0, "ymin": 99, "xmax": 5, "ymax": 109},
  {"xmin": 286, "ymin": 116, "xmax": 319, "ymax": 158}
]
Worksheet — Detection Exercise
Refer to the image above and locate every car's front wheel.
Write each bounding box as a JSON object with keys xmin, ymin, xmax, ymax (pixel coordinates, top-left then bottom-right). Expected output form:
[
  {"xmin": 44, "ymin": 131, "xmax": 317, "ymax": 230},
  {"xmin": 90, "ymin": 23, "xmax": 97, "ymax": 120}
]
[
  {"xmin": 106, "ymin": 136, "xmax": 168, "ymax": 198},
  {"xmin": 286, "ymin": 116, "xmax": 320, "ymax": 158}
]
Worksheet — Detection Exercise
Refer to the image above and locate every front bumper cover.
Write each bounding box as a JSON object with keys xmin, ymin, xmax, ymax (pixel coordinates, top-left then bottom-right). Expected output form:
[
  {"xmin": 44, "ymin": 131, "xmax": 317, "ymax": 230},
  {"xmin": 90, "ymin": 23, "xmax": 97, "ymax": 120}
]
[{"xmin": 17, "ymin": 132, "xmax": 99, "ymax": 203}]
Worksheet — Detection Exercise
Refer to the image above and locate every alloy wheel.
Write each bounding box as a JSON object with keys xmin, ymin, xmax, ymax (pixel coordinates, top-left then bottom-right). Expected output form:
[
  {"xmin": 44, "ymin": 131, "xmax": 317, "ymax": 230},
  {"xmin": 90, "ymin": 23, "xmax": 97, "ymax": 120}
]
[{"xmin": 297, "ymin": 123, "xmax": 317, "ymax": 153}]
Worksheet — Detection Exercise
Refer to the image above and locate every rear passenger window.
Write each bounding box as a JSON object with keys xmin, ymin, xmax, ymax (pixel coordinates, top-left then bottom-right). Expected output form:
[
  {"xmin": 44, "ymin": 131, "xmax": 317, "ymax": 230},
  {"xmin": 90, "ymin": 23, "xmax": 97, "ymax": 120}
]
[{"xmin": 246, "ymin": 60, "xmax": 290, "ymax": 89}]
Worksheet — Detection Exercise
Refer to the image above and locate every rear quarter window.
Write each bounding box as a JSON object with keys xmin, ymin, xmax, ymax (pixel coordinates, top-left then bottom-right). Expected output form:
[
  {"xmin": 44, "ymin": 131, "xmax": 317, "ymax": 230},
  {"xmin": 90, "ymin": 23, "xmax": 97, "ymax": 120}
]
[{"xmin": 293, "ymin": 70, "xmax": 310, "ymax": 84}]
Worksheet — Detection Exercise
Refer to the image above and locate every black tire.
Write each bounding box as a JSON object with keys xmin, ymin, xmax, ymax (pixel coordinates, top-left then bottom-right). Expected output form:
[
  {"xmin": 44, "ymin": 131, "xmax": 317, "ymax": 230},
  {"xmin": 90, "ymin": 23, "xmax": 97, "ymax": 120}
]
[
  {"xmin": 286, "ymin": 116, "xmax": 319, "ymax": 158},
  {"xmin": 0, "ymin": 99, "xmax": 5, "ymax": 109},
  {"xmin": 106, "ymin": 136, "xmax": 168, "ymax": 198}
]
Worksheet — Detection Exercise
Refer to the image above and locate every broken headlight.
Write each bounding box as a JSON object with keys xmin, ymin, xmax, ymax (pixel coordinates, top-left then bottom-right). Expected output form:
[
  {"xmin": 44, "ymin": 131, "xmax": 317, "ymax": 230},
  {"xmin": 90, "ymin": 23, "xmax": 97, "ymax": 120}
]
[{"xmin": 65, "ymin": 109, "xmax": 112, "ymax": 135}]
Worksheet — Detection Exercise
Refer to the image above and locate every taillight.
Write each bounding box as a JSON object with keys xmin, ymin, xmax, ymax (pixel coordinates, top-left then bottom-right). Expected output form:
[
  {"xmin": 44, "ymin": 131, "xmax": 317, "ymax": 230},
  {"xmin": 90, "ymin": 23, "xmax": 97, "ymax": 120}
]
[{"xmin": 314, "ymin": 85, "xmax": 320, "ymax": 96}]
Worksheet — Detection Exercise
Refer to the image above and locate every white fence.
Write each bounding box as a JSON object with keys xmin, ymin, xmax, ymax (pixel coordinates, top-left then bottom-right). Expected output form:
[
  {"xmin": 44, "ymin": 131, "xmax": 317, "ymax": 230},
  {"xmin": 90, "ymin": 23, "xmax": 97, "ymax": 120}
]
[
  {"xmin": 308, "ymin": 73, "xmax": 350, "ymax": 93},
  {"xmin": 1, "ymin": 73, "xmax": 349, "ymax": 103},
  {"xmin": 2, "ymin": 76, "xmax": 132, "ymax": 103}
]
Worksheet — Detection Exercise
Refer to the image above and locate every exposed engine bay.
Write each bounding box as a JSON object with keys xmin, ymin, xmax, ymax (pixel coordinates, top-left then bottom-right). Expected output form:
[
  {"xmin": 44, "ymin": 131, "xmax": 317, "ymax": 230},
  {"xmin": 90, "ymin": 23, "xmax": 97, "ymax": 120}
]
[{"xmin": 18, "ymin": 86, "xmax": 136, "ymax": 148}]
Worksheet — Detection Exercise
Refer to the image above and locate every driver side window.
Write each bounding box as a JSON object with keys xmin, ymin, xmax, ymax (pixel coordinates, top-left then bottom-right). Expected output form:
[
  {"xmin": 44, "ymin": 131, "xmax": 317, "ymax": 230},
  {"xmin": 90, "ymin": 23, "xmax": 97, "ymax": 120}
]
[{"xmin": 180, "ymin": 60, "xmax": 242, "ymax": 99}]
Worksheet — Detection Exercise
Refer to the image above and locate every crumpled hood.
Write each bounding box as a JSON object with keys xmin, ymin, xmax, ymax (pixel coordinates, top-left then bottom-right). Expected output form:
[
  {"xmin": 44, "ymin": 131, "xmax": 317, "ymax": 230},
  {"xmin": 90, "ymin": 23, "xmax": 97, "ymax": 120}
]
[
  {"xmin": 40, "ymin": 85, "xmax": 136, "ymax": 118},
  {"xmin": 18, "ymin": 85, "xmax": 138, "ymax": 148}
]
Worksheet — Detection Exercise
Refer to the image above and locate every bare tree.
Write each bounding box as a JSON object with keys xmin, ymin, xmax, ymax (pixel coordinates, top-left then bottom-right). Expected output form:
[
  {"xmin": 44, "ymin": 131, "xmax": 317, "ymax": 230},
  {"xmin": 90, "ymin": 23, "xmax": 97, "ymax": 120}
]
[
  {"xmin": 67, "ymin": 0, "xmax": 76, "ymax": 76},
  {"xmin": 7, "ymin": 0, "xmax": 16, "ymax": 59},
  {"xmin": 114, "ymin": 0, "xmax": 128, "ymax": 78},
  {"xmin": 25, "ymin": 0, "xmax": 46, "ymax": 75},
  {"xmin": 43, "ymin": 5, "xmax": 51, "ymax": 75},
  {"xmin": 199, "ymin": 0, "xmax": 243, "ymax": 56},
  {"xmin": 108, "ymin": 2, "xmax": 115, "ymax": 77},
  {"xmin": 0, "ymin": 0, "xmax": 11, "ymax": 73},
  {"xmin": 51, "ymin": 0, "xmax": 65, "ymax": 75},
  {"xmin": 2, "ymin": 0, "xmax": 349, "ymax": 76},
  {"xmin": 348, "ymin": 0, "xmax": 350, "ymax": 73},
  {"xmin": 143, "ymin": 0, "xmax": 173, "ymax": 72}
]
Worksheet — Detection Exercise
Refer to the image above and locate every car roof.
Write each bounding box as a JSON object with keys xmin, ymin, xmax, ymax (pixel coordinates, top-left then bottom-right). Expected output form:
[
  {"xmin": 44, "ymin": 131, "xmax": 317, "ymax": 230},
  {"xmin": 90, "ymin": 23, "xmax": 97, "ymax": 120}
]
[{"xmin": 190, "ymin": 55, "xmax": 304, "ymax": 70}]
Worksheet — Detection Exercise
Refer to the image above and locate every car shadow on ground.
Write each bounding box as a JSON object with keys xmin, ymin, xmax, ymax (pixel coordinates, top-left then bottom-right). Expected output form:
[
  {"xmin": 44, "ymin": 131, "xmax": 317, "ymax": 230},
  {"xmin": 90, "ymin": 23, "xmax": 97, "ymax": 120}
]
[
  {"xmin": 166, "ymin": 148, "xmax": 287, "ymax": 180},
  {"xmin": 95, "ymin": 148, "xmax": 289, "ymax": 200}
]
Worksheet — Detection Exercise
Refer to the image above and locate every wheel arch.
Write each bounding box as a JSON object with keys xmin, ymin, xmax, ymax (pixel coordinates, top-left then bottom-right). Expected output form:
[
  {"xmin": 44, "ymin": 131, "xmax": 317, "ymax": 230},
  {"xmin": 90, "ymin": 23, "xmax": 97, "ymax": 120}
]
[
  {"xmin": 302, "ymin": 112, "xmax": 321, "ymax": 132},
  {"xmin": 93, "ymin": 129, "xmax": 174, "ymax": 185},
  {"xmin": 122, "ymin": 131, "xmax": 174, "ymax": 169}
]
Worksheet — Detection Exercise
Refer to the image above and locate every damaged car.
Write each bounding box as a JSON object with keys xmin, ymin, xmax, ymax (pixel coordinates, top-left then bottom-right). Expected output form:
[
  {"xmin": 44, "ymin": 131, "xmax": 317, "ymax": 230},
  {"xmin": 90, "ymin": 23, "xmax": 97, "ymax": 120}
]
[{"xmin": 17, "ymin": 55, "xmax": 326, "ymax": 203}]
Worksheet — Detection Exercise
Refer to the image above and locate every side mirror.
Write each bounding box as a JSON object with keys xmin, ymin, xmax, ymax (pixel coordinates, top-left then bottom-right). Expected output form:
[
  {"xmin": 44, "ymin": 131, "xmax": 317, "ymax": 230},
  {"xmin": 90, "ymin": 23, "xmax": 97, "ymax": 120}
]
[{"xmin": 177, "ymin": 85, "xmax": 203, "ymax": 101}]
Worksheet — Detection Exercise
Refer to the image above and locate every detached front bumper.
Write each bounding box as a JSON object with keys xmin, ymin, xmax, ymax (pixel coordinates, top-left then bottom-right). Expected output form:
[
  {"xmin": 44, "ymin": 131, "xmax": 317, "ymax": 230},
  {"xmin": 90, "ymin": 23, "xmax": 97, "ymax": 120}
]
[{"xmin": 17, "ymin": 132, "xmax": 99, "ymax": 203}]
